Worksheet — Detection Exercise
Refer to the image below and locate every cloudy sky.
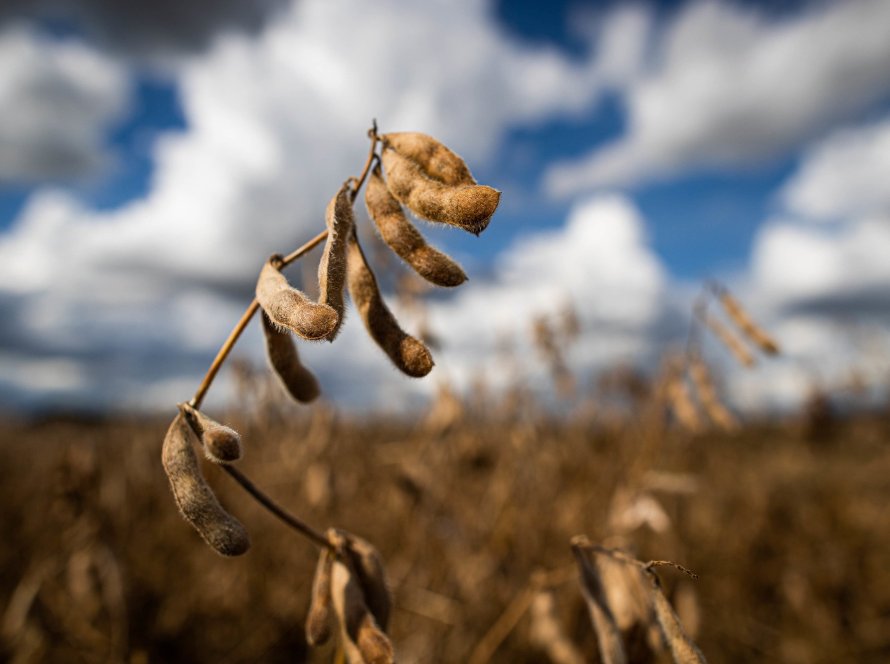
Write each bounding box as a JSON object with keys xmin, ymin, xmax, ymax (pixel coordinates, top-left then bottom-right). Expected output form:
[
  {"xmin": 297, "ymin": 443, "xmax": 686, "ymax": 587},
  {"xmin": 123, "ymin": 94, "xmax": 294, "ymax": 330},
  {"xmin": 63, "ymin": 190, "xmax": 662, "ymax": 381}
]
[{"xmin": 2, "ymin": 0, "xmax": 890, "ymax": 415}]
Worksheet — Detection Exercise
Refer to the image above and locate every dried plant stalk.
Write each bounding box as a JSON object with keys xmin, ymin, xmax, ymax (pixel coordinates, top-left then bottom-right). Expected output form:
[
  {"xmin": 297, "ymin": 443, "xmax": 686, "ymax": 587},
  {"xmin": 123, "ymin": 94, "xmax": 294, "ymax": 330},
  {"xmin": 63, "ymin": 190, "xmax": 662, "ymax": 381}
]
[
  {"xmin": 718, "ymin": 291, "xmax": 779, "ymax": 355},
  {"xmin": 340, "ymin": 532, "xmax": 392, "ymax": 631},
  {"xmin": 646, "ymin": 571, "xmax": 707, "ymax": 664},
  {"xmin": 665, "ymin": 373, "xmax": 703, "ymax": 434},
  {"xmin": 179, "ymin": 402, "xmax": 242, "ymax": 464},
  {"xmin": 570, "ymin": 538, "xmax": 628, "ymax": 664},
  {"xmin": 318, "ymin": 182, "xmax": 354, "ymax": 340},
  {"xmin": 529, "ymin": 590, "xmax": 585, "ymax": 664},
  {"xmin": 306, "ymin": 548, "xmax": 334, "ymax": 646},
  {"xmin": 381, "ymin": 131, "xmax": 475, "ymax": 186},
  {"xmin": 329, "ymin": 531, "xmax": 394, "ymax": 664},
  {"xmin": 366, "ymin": 163, "xmax": 467, "ymax": 287},
  {"xmin": 703, "ymin": 314, "xmax": 755, "ymax": 368},
  {"xmin": 346, "ymin": 229, "xmax": 434, "ymax": 377},
  {"xmin": 161, "ymin": 413, "xmax": 250, "ymax": 556},
  {"xmin": 256, "ymin": 258, "xmax": 338, "ymax": 341},
  {"xmin": 261, "ymin": 312, "xmax": 320, "ymax": 403},
  {"xmin": 688, "ymin": 355, "xmax": 738, "ymax": 432},
  {"xmin": 381, "ymin": 146, "xmax": 500, "ymax": 236}
]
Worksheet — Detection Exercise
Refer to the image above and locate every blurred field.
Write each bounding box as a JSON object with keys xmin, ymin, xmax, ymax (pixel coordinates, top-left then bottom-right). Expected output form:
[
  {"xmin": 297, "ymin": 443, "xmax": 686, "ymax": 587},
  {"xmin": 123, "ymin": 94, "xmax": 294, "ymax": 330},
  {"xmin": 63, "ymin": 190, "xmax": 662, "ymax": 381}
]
[{"xmin": 1, "ymin": 389, "xmax": 889, "ymax": 663}]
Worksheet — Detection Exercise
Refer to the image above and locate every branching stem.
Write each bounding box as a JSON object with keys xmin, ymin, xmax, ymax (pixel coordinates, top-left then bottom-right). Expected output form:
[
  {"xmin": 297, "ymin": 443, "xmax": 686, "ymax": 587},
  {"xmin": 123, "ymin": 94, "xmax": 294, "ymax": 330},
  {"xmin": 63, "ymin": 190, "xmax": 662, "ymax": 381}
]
[{"xmin": 184, "ymin": 123, "xmax": 380, "ymax": 551}]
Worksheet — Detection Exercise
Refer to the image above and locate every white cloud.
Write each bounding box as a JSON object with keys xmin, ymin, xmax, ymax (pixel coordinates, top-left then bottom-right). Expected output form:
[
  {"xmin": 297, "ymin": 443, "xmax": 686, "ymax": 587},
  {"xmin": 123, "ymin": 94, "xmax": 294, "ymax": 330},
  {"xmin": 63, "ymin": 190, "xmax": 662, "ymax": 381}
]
[
  {"xmin": 546, "ymin": 0, "xmax": 890, "ymax": 195},
  {"xmin": 0, "ymin": 23, "xmax": 128, "ymax": 182},
  {"xmin": 425, "ymin": 195, "xmax": 668, "ymax": 393},
  {"xmin": 0, "ymin": 0, "xmax": 652, "ymax": 411},
  {"xmin": 782, "ymin": 116, "xmax": 890, "ymax": 220}
]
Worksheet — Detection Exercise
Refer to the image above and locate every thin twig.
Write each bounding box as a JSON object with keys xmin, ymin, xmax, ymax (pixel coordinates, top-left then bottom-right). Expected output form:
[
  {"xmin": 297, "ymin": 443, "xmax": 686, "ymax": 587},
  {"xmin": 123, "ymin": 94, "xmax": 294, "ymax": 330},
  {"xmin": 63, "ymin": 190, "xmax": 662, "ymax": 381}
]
[{"xmin": 222, "ymin": 465, "xmax": 331, "ymax": 550}]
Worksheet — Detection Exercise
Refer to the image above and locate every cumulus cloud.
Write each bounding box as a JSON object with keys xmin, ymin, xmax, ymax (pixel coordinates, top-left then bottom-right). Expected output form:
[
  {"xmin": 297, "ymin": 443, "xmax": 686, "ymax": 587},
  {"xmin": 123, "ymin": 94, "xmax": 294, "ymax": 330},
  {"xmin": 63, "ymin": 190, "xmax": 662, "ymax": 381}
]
[
  {"xmin": 425, "ymin": 196, "xmax": 669, "ymax": 392},
  {"xmin": 720, "ymin": 112, "xmax": 890, "ymax": 414},
  {"xmin": 546, "ymin": 0, "xmax": 890, "ymax": 195},
  {"xmin": 0, "ymin": 0, "xmax": 288, "ymax": 56},
  {"xmin": 782, "ymin": 116, "xmax": 890, "ymax": 220},
  {"xmin": 0, "ymin": 23, "xmax": 128, "ymax": 183},
  {"xmin": 0, "ymin": 0, "xmax": 650, "ymax": 411}
]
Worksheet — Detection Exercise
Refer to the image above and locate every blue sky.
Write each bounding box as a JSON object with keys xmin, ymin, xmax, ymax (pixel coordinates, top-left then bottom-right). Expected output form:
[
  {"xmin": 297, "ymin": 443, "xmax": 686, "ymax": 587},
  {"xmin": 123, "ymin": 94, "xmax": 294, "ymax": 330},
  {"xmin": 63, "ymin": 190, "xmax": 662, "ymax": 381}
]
[{"xmin": 2, "ymin": 0, "xmax": 890, "ymax": 414}]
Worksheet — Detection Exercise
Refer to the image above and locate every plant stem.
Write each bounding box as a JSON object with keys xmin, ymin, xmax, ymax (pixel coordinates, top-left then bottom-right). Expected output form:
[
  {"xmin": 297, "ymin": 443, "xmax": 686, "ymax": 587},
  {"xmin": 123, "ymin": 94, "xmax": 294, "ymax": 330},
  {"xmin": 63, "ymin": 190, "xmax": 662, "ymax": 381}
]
[
  {"xmin": 190, "ymin": 126, "xmax": 379, "ymax": 409},
  {"xmin": 223, "ymin": 465, "xmax": 331, "ymax": 549},
  {"xmin": 183, "ymin": 123, "xmax": 380, "ymax": 551}
]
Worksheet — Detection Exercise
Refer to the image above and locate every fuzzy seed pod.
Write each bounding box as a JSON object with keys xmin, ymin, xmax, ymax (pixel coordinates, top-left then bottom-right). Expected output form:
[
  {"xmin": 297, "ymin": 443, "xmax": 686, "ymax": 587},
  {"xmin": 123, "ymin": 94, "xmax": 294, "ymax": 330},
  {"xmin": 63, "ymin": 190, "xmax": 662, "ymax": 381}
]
[
  {"xmin": 688, "ymin": 356, "xmax": 739, "ymax": 432},
  {"xmin": 261, "ymin": 312, "xmax": 320, "ymax": 403},
  {"xmin": 571, "ymin": 539, "xmax": 627, "ymax": 664},
  {"xmin": 382, "ymin": 132, "xmax": 476, "ymax": 186},
  {"xmin": 329, "ymin": 531, "xmax": 394, "ymax": 664},
  {"xmin": 161, "ymin": 413, "xmax": 250, "ymax": 556},
  {"xmin": 179, "ymin": 402, "xmax": 242, "ymax": 464},
  {"xmin": 341, "ymin": 532, "xmax": 392, "ymax": 631},
  {"xmin": 646, "ymin": 571, "xmax": 707, "ymax": 664},
  {"xmin": 306, "ymin": 548, "xmax": 334, "ymax": 646},
  {"xmin": 718, "ymin": 291, "xmax": 779, "ymax": 355},
  {"xmin": 381, "ymin": 147, "xmax": 500, "ymax": 236},
  {"xmin": 703, "ymin": 314, "xmax": 755, "ymax": 368},
  {"xmin": 318, "ymin": 182, "xmax": 354, "ymax": 340},
  {"xmin": 256, "ymin": 258, "xmax": 338, "ymax": 341},
  {"xmin": 347, "ymin": 229, "xmax": 434, "ymax": 377},
  {"xmin": 366, "ymin": 163, "xmax": 467, "ymax": 287}
]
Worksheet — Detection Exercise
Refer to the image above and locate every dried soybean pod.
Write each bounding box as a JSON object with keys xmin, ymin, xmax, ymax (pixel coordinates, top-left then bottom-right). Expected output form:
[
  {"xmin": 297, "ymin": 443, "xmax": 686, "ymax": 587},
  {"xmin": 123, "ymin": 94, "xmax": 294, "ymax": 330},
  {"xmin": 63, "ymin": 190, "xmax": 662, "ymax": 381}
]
[
  {"xmin": 381, "ymin": 146, "xmax": 500, "ymax": 236},
  {"xmin": 306, "ymin": 548, "xmax": 334, "ymax": 646},
  {"xmin": 329, "ymin": 531, "xmax": 394, "ymax": 664},
  {"xmin": 343, "ymin": 532, "xmax": 392, "ymax": 630},
  {"xmin": 688, "ymin": 355, "xmax": 738, "ymax": 432},
  {"xmin": 703, "ymin": 314, "xmax": 755, "ymax": 368},
  {"xmin": 180, "ymin": 402, "xmax": 242, "ymax": 464},
  {"xmin": 571, "ymin": 538, "xmax": 627, "ymax": 664},
  {"xmin": 646, "ymin": 570, "xmax": 707, "ymax": 664},
  {"xmin": 665, "ymin": 373, "xmax": 703, "ymax": 434},
  {"xmin": 261, "ymin": 312, "xmax": 320, "ymax": 403},
  {"xmin": 318, "ymin": 182, "xmax": 353, "ymax": 340},
  {"xmin": 346, "ymin": 229, "xmax": 434, "ymax": 377},
  {"xmin": 718, "ymin": 289, "xmax": 779, "ymax": 355},
  {"xmin": 381, "ymin": 132, "xmax": 475, "ymax": 186},
  {"xmin": 256, "ymin": 258, "xmax": 338, "ymax": 341},
  {"xmin": 366, "ymin": 163, "xmax": 466, "ymax": 287},
  {"xmin": 161, "ymin": 413, "xmax": 250, "ymax": 556}
]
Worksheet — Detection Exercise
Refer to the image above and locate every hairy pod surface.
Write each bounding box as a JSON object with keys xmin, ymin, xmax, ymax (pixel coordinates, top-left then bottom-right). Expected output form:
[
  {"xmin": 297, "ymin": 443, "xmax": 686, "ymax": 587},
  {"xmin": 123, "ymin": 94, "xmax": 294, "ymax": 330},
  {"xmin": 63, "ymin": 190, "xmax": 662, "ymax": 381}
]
[
  {"xmin": 647, "ymin": 572, "xmax": 708, "ymax": 664},
  {"xmin": 261, "ymin": 312, "xmax": 321, "ymax": 403},
  {"xmin": 256, "ymin": 259, "xmax": 338, "ymax": 341},
  {"xmin": 346, "ymin": 229, "xmax": 434, "ymax": 377},
  {"xmin": 366, "ymin": 164, "xmax": 467, "ymax": 288},
  {"xmin": 180, "ymin": 402, "xmax": 242, "ymax": 464},
  {"xmin": 329, "ymin": 530, "xmax": 394, "ymax": 664},
  {"xmin": 318, "ymin": 182, "xmax": 354, "ymax": 340},
  {"xmin": 571, "ymin": 540, "xmax": 628, "ymax": 664},
  {"xmin": 306, "ymin": 548, "xmax": 334, "ymax": 646},
  {"xmin": 161, "ymin": 413, "xmax": 250, "ymax": 556},
  {"xmin": 341, "ymin": 532, "xmax": 392, "ymax": 631},
  {"xmin": 381, "ymin": 147, "xmax": 500, "ymax": 236},
  {"xmin": 718, "ymin": 291, "xmax": 779, "ymax": 355},
  {"xmin": 381, "ymin": 132, "xmax": 476, "ymax": 186}
]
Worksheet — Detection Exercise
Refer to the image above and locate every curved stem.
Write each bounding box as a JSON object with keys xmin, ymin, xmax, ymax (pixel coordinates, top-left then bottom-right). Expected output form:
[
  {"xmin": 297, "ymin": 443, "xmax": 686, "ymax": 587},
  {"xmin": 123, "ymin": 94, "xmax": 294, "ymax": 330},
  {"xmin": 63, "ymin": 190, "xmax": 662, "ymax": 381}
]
[
  {"xmin": 184, "ymin": 123, "xmax": 380, "ymax": 550},
  {"xmin": 223, "ymin": 465, "xmax": 331, "ymax": 550}
]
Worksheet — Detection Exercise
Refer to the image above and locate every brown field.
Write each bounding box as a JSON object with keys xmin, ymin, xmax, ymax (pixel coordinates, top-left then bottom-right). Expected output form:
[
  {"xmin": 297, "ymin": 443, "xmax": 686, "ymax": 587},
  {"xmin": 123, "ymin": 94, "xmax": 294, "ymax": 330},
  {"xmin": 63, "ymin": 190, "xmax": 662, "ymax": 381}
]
[{"xmin": 1, "ymin": 391, "xmax": 889, "ymax": 663}]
